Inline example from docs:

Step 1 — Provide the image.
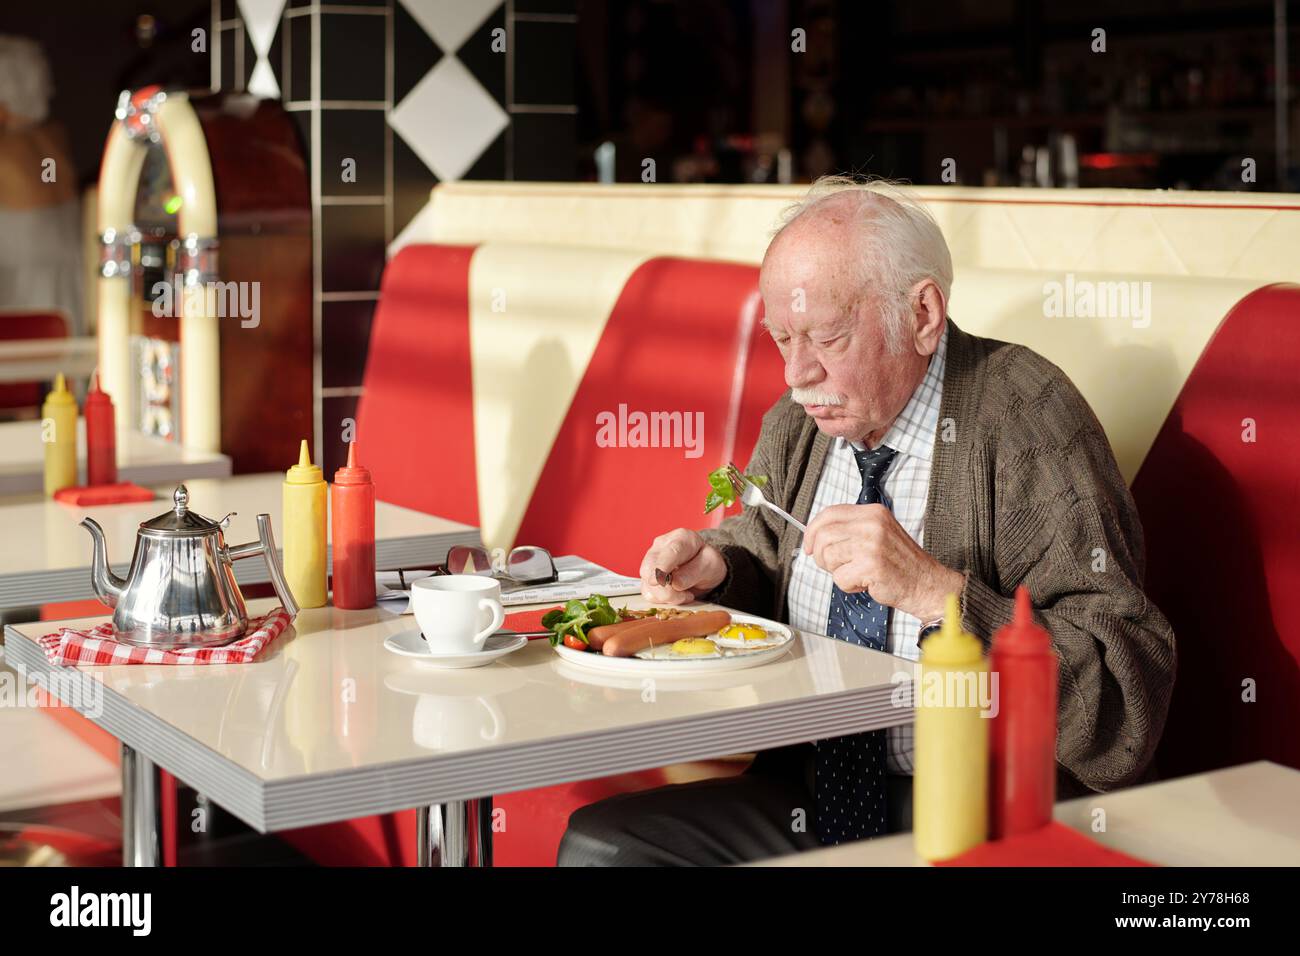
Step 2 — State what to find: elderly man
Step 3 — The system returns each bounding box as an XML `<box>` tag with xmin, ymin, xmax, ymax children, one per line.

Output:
<box><xmin>557</xmin><ymin>177</ymin><xmax>1175</xmax><ymax>867</ymax></box>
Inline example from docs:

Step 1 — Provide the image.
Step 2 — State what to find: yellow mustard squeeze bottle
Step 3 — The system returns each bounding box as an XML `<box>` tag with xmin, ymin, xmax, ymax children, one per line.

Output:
<box><xmin>42</xmin><ymin>373</ymin><xmax>78</xmax><ymax>496</ymax></box>
<box><xmin>283</xmin><ymin>439</ymin><xmax>327</xmax><ymax>608</ymax></box>
<box><xmin>914</xmin><ymin>593</ymin><xmax>990</xmax><ymax>862</ymax></box>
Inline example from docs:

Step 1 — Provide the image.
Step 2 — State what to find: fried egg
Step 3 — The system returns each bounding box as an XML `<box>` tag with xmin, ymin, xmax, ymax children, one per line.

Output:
<box><xmin>636</xmin><ymin>638</ymin><xmax>722</xmax><ymax>660</ymax></box>
<box><xmin>712</xmin><ymin>622</ymin><xmax>785</xmax><ymax>649</ymax></box>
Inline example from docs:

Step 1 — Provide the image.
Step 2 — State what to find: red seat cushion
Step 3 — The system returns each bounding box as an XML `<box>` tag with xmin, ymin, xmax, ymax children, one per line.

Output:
<box><xmin>354</xmin><ymin>244</ymin><xmax>480</xmax><ymax>526</ymax></box>
<box><xmin>0</xmin><ymin>311</ymin><xmax>69</xmax><ymax>410</ymax></box>
<box><xmin>1132</xmin><ymin>283</ymin><xmax>1300</xmax><ymax>778</ymax></box>
<box><xmin>515</xmin><ymin>256</ymin><xmax>766</xmax><ymax>572</ymax></box>
<box><xmin>732</xmin><ymin>286</ymin><xmax>790</xmax><ymax>473</ymax></box>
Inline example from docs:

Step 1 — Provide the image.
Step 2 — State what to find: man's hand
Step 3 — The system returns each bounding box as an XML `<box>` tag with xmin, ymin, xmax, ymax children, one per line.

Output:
<box><xmin>638</xmin><ymin>529</ymin><xmax>727</xmax><ymax>605</ymax></box>
<box><xmin>803</xmin><ymin>503</ymin><xmax>964</xmax><ymax>621</ymax></box>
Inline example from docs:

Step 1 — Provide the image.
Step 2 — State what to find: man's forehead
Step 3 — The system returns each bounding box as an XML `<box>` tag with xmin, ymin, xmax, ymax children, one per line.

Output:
<box><xmin>762</xmin><ymin>226</ymin><xmax>861</xmax><ymax>285</ymax></box>
<box><xmin>760</xmin><ymin>264</ymin><xmax>861</xmax><ymax>330</ymax></box>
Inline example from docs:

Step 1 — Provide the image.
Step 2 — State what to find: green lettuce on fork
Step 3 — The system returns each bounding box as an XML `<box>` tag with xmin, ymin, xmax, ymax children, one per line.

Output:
<box><xmin>704</xmin><ymin>465</ymin><xmax>769</xmax><ymax>514</ymax></box>
<box><xmin>541</xmin><ymin>594</ymin><xmax>619</xmax><ymax>647</ymax></box>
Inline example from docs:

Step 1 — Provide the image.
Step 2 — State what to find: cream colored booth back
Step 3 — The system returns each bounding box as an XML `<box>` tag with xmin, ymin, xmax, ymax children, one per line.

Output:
<box><xmin>947</xmin><ymin>269</ymin><xmax>1261</xmax><ymax>483</ymax></box>
<box><xmin>408</xmin><ymin>182</ymin><xmax>1300</xmax><ymax>284</ymax></box>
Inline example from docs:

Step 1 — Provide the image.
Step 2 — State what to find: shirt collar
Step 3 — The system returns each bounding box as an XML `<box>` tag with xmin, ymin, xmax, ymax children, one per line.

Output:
<box><xmin>840</xmin><ymin>325</ymin><xmax>948</xmax><ymax>463</ymax></box>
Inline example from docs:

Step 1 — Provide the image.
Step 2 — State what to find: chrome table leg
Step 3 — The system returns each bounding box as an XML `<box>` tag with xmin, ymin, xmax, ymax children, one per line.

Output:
<box><xmin>474</xmin><ymin>796</ymin><xmax>493</xmax><ymax>867</ymax></box>
<box><xmin>416</xmin><ymin>797</ymin><xmax>493</xmax><ymax>867</ymax></box>
<box><xmin>121</xmin><ymin>743</ymin><xmax>160</xmax><ymax>867</ymax></box>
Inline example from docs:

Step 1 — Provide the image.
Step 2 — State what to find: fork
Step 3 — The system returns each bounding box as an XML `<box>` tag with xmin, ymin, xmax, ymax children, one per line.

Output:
<box><xmin>725</xmin><ymin>462</ymin><xmax>807</xmax><ymax>533</ymax></box>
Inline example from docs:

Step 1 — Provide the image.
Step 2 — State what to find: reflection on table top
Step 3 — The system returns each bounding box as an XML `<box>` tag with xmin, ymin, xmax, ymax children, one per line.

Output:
<box><xmin>6</xmin><ymin>594</ymin><xmax>913</xmax><ymax>781</ymax></box>
<box><xmin>3</xmin><ymin>593</ymin><xmax>914</xmax><ymax>831</ymax></box>
<box><xmin>0</xmin><ymin>419</ymin><xmax>231</xmax><ymax>495</ymax></box>
<box><xmin>750</xmin><ymin>761</ymin><xmax>1300</xmax><ymax>867</ymax></box>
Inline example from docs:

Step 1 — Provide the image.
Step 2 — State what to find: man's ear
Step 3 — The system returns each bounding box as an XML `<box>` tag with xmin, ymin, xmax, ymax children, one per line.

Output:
<box><xmin>910</xmin><ymin>280</ymin><xmax>947</xmax><ymax>355</ymax></box>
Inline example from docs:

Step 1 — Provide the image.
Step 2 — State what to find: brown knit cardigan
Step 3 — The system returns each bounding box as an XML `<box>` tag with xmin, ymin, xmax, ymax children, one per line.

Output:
<box><xmin>700</xmin><ymin>320</ymin><xmax>1176</xmax><ymax>796</ymax></box>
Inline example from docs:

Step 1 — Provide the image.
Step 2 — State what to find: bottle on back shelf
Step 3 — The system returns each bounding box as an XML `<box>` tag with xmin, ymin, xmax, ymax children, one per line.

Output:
<box><xmin>42</xmin><ymin>373</ymin><xmax>77</xmax><ymax>496</ymax></box>
<box><xmin>84</xmin><ymin>372</ymin><xmax>118</xmax><ymax>487</ymax></box>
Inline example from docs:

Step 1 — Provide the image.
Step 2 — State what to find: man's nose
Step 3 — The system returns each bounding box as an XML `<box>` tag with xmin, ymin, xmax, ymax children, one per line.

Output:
<box><xmin>784</xmin><ymin>340</ymin><xmax>823</xmax><ymax>389</ymax></box>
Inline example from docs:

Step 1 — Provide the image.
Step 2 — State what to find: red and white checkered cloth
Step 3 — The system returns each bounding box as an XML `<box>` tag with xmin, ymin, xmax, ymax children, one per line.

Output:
<box><xmin>37</xmin><ymin>607</ymin><xmax>293</xmax><ymax>666</ymax></box>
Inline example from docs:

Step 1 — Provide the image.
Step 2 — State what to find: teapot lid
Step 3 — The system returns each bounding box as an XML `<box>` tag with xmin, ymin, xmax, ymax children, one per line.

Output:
<box><xmin>140</xmin><ymin>485</ymin><xmax>222</xmax><ymax>535</ymax></box>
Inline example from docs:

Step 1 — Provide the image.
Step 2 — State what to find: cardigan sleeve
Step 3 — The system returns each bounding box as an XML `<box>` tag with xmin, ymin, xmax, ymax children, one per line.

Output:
<box><xmin>959</xmin><ymin>397</ymin><xmax>1176</xmax><ymax>794</ymax></box>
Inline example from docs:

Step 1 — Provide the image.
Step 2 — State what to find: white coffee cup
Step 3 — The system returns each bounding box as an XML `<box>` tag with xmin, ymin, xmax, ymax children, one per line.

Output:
<box><xmin>411</xmin><ymin>575</ymin><xmax>505</xmax><ymax>654</ymax></box>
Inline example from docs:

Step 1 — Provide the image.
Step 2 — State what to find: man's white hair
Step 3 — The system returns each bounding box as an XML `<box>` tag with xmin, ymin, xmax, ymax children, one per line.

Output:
<box><xmin>0</xmin><ymin>35</ymin><xmax>52</xmax><ymax>126</ymax></box>
<box><xmin>773</xmin><ymin>175</ymin><xmax>953</xmax><ymax>353</ymax></box>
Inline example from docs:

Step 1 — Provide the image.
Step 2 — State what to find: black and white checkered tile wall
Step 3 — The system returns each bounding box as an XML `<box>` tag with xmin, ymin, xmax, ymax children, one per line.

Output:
<box><xmin>214</xmin><ymin>0</ymin><xmax>576</xmax><ymax>474</ymax></box>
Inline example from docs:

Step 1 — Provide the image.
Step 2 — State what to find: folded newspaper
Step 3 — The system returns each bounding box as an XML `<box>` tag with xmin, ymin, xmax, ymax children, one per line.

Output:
<box><xmin>376</xmin><ymin>554</ymin><xmax>642</xmax><ymax>613</ymax></box>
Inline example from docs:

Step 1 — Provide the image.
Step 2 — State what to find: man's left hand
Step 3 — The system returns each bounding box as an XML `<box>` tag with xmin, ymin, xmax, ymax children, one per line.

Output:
<box><xmin>803</xmin><ymin>503</ymin><xmax>964</xmax><ymax>622</ymax></box>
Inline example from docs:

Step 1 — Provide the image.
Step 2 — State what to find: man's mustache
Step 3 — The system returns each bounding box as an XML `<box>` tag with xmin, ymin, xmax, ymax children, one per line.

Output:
<box><xmin>791</xmin><ymin>388</ymin><xmax>844</xmax><ymax>406</ymax></box>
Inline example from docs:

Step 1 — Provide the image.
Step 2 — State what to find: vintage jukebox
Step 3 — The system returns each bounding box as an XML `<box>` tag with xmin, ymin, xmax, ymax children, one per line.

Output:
<box><xmin>96</xmin><ymin>87</ymin><xmax>312</xmax><ymax>474</ymax></box>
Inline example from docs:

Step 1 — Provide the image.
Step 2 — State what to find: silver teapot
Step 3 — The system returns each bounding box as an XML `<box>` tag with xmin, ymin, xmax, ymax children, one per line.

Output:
<box><xmin>81</xmin><ymin>484</ymin><xmax>300</xmax><ymax>649</ymax></box>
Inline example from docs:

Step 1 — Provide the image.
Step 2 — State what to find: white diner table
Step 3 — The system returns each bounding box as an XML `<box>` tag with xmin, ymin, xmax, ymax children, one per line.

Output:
<box><xmin>0</xmin><ymin>473</ymin><xmax>481</xmax><ymax>611</ymax></box>
<box><xmin>2</xmin><ymin>593</ymin><xmax>916</xmax><ymax>866</ymax></box>
<box><xmin>0</xmin><ymin>419</ymin><xmax>232</xmax><ymax>496</ymax></box>
<box><xmin>750</xmin><ymin>760</ymin><xmax>1300</xmax><ymax>867</ymax></box>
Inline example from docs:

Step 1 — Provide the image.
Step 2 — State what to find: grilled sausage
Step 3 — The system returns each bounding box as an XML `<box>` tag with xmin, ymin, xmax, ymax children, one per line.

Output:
<box><xmin>601</xmin><ymin>611</ymin><xmax>732</xmax><ymax>657</ymax></box>
<box><xmin>585</xmin><ymin>618</ymin><xmax>653</xmax><ymax>651</ymax></box>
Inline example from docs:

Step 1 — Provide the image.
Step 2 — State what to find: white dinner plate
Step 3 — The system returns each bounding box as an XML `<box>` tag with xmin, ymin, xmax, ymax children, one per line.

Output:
<box><xmin>551</xmin><ymin>612</ymin><xmax>794</xmax><ymax>675</ymax></box>
<box><xmin>384</xmin><ymin>628</ymin><xmax>528</xmax><ymax>669</ymax></box>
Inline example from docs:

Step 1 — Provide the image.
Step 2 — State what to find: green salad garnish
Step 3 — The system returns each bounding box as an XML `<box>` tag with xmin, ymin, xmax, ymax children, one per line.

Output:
<box><xmin>704</xmin><ymin>466</ymin><xmax>769</xmax><ymax>514</ymax></box>
<box><xmin>540</xmin><ymin>594</ymin><xmax>619</xmax><ymax>647</ymax></box>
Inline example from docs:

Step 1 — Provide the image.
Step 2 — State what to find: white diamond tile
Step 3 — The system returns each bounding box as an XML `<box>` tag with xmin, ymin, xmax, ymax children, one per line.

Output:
<box><xmin>247</xmin><ymin>58</ymin><xmax>280</xmax><ymax>100</ymax></box>
<box><xmin>389</xmin><ymin>56</ymin><xmax>507</xmax><ymax>182</ymax></box>
<box><xmin>399</xmin><ymin>0</ymin><xmax>501</xmax><ymax>54</ymax></box>
<box><xmin>237</xmin><ymin>0</ymin><xmax>286</xmax><ymax>56</ymax></box>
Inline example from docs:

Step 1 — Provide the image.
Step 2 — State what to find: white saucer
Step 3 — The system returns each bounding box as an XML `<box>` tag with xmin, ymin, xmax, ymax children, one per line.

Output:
<box><xmin>384</xmin><ymin>629</ymin><xmax>529</xmax><ymax>668</ymax></box>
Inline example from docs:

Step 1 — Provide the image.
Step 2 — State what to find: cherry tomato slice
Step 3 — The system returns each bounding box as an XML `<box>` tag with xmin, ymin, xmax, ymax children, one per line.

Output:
<box><xmin>563</xmin><ymin>634</ymin><xmax>589</xmax><ymax>651</ymax></box>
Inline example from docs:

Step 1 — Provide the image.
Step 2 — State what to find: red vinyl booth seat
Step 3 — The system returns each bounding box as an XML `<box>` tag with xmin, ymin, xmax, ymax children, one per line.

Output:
<box><xmin>1132</xmin><ymin>283</ymin><xmax>1300</xmax><ymax>779</ymax></box>
<box><xmin>0</xmin><ymin>310</ymin><xmax>69</xmax><ymax>410</ymax></box>
<box><xmin>514</xmin><ymin>255</ymin><xmax>783</xmax><ymax>570</ymax></box>
<box><xmin>346</xmin><ymin>244</ymin><xmax>481</xmax><ymax>527</ymax></box>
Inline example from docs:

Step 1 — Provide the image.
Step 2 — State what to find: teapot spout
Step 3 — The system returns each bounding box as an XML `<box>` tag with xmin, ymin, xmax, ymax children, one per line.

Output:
<box><xmin>80</xmin><ymin>518</ymin><xmax>125</xmax><ymax>608</ymax></box>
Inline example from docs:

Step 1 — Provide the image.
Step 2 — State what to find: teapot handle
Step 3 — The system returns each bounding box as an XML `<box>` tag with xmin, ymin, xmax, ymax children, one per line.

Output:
<box><xmin>227</xmin><ymin>514</ymin><xmax>300</xmax><ymax>618</ymax></box>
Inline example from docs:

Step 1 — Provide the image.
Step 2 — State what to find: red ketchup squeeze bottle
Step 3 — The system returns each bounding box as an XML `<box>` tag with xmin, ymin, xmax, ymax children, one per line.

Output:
<box><xmin>330</xmin><ymin>441</ymin><xmax>376</xmax><ymax>609</ymax></box>
<box><xmin>84</xmin><ymin>372</ymin><xmax>118</xmax><ymax>487</ymax></box>
<box><xmin>989</xmin><ymin>586</ymin><xmax>1058</xmax><ymax>839</ymax></box>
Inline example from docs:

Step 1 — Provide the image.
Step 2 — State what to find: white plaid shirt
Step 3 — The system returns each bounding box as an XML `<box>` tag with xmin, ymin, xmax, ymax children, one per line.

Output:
<box><xmin>786</xmin><ymin>326</ymin><xmax>948</xmax><ymax>774</ymax></box>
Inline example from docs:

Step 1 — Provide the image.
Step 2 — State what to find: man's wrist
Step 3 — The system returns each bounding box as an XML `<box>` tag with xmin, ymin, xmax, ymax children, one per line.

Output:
<box><xmin>694</xmin><ymin>545</ymin><xmax>731</xmax><ymax>601</ymax></box>
<box><xmin>914</xmin><ymin>567</ymin><xmax>966</xmax><ymax>622</ymax></box>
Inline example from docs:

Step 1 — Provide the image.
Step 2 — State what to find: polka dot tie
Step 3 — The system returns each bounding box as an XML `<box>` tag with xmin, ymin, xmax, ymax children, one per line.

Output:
<box><xmin>815</xmin><ymin>444</ymin><xmax>897</xmax><ymax>845</ymax></box>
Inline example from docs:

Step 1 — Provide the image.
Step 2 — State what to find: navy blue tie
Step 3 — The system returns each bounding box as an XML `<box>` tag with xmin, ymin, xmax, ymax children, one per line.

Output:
<box><xmin>815</xmin><ymin>444</ymin><xmax>897</xmax><ymax>845</ymax></box>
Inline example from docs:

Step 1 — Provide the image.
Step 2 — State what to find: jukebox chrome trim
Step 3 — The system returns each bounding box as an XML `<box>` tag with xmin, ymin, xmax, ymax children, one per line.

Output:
<box><xmin>175</xmin><ymin>233</ymin><xmax>220</xmax><ymax>287</ymax></box>
<box><xmin>98</xmin><ymin>226</ymin><xmax>140</xmax><ymax>279</ymax></box>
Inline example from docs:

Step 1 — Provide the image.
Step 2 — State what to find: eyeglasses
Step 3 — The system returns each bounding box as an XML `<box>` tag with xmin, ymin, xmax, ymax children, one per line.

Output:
<box><xmin>430</xmin><ymin>544</ymin><xmax>558</xmax><ymax>589</ymax></box>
